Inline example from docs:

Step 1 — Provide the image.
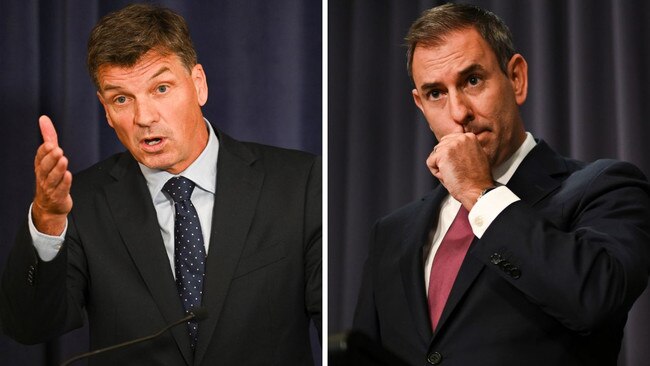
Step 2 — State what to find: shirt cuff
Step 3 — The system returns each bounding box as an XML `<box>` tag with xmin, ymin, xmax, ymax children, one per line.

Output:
<box><xmin>28</xmin><ymin>204</ymin><xmax>67</xmax><ymax>262</ymax></box>
<box><xmin>468</xmin><ymin>186</ymin><xmax>520</xmax><ymax>239</ymax></box>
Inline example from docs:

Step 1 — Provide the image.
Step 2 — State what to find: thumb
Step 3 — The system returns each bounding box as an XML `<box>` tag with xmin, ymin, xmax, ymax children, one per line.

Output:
<box><xmin>39</xmin><ymin>115</ymin><xmax>59</xmax><ymax>146</ymax></box>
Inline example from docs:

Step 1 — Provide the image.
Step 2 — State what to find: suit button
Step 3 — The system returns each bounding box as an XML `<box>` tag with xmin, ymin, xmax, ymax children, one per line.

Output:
<box><xmin>427</xmin><ymin>352</ymin><xmax>443</xmax><ymax>364</ymax></box>
<box><xmin>473</xmin><ymin>215</ymin><xmax>484</xmax><ymax>227</ymax></box>
<box><xmin>27</xmin><ymin>265</ymin><xmax>36</xmax><ymax>286</ymax></box>
<box><xmin>490</xmin><ymin>253</ymin><xmax>503</xmax><ymax>265</ymax></box>
<box><xmin>508</xmin><ymin>267</ymin><xmax>521</xmax><ymax>279</ymax></box>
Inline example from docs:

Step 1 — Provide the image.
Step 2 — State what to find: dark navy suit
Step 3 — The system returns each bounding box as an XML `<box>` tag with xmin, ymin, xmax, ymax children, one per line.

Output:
<box><xmin>1</xmin><ymin>130</ymin><xmax>322</xmax><ymax>365</ymax></box>
<box><xmin>354</xmin><ymin>141</ymin><xmax>650</xmax><ymax>366</ymax></box>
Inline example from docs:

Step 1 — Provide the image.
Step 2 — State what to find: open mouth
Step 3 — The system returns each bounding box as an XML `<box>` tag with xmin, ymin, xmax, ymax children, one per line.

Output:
<box><xmin>145</xmin><ymin>138</ymin><xmax>162</xmax><ymax>146</ymax></box>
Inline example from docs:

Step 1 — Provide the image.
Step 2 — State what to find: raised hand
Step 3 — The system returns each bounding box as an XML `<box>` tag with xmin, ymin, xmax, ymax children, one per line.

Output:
<box><xmin>32</xmin><ymin>115</ymin><xmax>73</xmax><ymax>235</ymax></box>
<box><xmin>426</xmin><ymin>132</ymin><xmax>494</xmax><ymax>210</ymax></box>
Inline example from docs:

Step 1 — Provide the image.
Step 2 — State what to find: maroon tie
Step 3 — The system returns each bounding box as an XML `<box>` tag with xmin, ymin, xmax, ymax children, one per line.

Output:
<box><xmin>427</xmin><ymin>206</ymin><xmax>474</xmax><ymax>331</ymax></box>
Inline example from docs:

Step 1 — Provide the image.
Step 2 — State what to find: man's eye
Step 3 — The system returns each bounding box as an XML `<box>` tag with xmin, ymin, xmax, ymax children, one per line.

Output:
<box><xmin>429</xmin><ymin>90</ymin><xmax>441</xmax><ymax>100</ymax></box>
<box><xmin>115</xmin><ymin>96</ymin><xmax>127</xmax><ymax>104</ymax></box>
<box><xmin>468</xmin><ymin>76</ymin><xmax>480</xmax><ymax>85</ymax></box>
<box><xmin>157</xmin><ymin>85</ymin><xmax>168</xmax><ymax>93</ymax></box>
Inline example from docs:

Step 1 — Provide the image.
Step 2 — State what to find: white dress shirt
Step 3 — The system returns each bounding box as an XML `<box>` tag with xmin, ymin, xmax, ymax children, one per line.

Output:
<box><xmin>29</xmin><ymin>120</ymin><xmax>219</xmax><ymax>279</ymax></box>
<box><xmin>424</xmin><ymin>132</ymin><xmax>537</xmax><ymax>292</ymax></box>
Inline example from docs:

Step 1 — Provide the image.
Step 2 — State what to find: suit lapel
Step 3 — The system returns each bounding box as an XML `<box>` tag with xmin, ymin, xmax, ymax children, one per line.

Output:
<box><xmin>104</xmin><ymin>153</ymin><xmax>194</xmax><ymax>365</ymax></box>
<box><xmin>194</xmin><ymin>132</ymin><xmax>263</xmax><ymax>366</ymax></box>
<box><xmin>506</xmin><ymin>140</ymin><xmax>568</xmax><ymax>205</ymax></box>
<box><xmin>431</xmin><ymin>140</ymin><xmax>568</xmax><ymax>339</ymax></box>
<box><xmin>399</xmin><ymin>187</ymin><xmax>447</xmax><ymax>343</ymax></box>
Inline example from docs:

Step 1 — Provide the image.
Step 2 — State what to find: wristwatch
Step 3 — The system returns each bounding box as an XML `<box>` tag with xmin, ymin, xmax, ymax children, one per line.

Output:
<box><xmin>477</xmin><ymin>185</ymin><xmax>497</xmax><ymax>202</ymax></box>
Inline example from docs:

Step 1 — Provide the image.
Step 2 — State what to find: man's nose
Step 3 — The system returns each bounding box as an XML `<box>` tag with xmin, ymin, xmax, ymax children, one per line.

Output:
<box><xmin>134</xmin><ymin>98</ymin><xmax>158</xmax><ymax>127</ymax></box>
<box><xmin>448</xmin><ymin>91</ymin><xmax>473</xmax><ymax>126</ymax></box>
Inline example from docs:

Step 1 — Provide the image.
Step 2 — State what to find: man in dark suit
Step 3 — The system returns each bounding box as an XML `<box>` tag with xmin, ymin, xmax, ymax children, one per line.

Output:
<box><xmin>0</xmin><ymin>4</ymin><xmax>320</xmax><ymax>365</ymax></box>
<box><xmin>353</xmin><ymin>4</ymin><xmax>650</xmax><ymax>365</ymax></box>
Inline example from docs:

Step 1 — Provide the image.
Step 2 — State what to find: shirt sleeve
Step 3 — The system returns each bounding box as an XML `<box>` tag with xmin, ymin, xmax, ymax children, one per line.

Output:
<box><xmin>27</xmin><ymin>204</ymin><xmax>67</xmax><ymax>262</ymax></box>
<box><xmin>468</xmin><ymin>186</ymin><xmax>520</xmax><ymax>238</ymax></box>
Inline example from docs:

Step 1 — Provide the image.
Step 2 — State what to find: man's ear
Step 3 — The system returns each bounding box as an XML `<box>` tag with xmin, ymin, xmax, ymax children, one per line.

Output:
<box><xmin>412</xmin><ymin>88</ymin><xmax>425</xmax><ymax>114</ymax></box>
<box><xmin>96</xmin><ymin>91</ymin><xmax>114</xmax><ymax>128</ymax></box>
<box><xmin>507</xmin><ymin>54</ymin><xmax>528</xmax><ymax>106</ymax></box>
<box><xmin>192</xmin><ymin>64</ymin><xmax>208</xmax><ymax>106</ymax></box>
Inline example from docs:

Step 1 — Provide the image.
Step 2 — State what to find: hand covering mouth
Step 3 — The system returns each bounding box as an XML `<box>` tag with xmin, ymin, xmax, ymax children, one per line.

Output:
<box><xmin>467</xmin><ymin>128</ymin><xmax>489</xmax><ymax>136</ymax></box>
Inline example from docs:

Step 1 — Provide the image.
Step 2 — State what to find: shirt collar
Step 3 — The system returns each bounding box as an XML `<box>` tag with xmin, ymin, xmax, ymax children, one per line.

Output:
<box><xmin>492</xmin><ymin>131</ymin><xmax>536</xmax><ymax>185</ymax></box>
<box><xmin>138</xmin><ymin>119</ymin><xmax>219</xmax><ymax>198</ymax></box>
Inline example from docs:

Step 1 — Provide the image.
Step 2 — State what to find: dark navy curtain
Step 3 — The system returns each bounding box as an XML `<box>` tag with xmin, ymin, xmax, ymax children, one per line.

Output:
<box><xmin>0</xmin><ymin>0</ymin><xmax>321</xmax><ymax>364</ymax></box>
<box><xmin>329</xmin><ymin>1</ymin><xmax>650</xmax><ymax>365</ymax></box>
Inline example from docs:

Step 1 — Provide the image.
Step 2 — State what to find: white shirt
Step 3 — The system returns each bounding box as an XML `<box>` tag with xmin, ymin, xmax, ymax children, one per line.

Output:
<box><xmin>29</xmin><ymin>120</ymin><xmax>219</xmax><ymax>279</ymax></box>
<box><xmin>423</xmin><ymin>132</ymin><xmax>537</xmax><ymax>292</ymax></box>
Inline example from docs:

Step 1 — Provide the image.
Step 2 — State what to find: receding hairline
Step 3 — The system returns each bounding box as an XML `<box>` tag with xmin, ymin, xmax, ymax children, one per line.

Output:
<box><xmin>410</xmin><ymin>27</ymin><xmax>500</xmax><ymax>72</ymax></box>
<box><xmin>407</xmin><ymin>25</ymin><xmax>487</xmax><ymax>77</ymax></box>
<box><xmin>404</xmin><ymin>4</ymin><xmax>517</xmax><ymax>79</ymax></box>
<box><xmin>411</xmin><ymin>24</ymin><xmax>478</xmax><ymax>49</ymax></box>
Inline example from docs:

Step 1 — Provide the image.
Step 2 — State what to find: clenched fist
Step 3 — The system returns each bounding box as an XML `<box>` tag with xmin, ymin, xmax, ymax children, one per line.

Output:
<box><xmin>427</xmin><ymin>132</ymin><xmax>494</xmax><ymax>210</ymax></box>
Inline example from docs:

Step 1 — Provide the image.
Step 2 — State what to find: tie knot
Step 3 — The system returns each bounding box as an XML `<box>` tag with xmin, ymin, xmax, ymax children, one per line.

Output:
<box><xmin>163</xmin><ymin>176</ymin><xmax>196</xmax><ymax>203</ymax></box>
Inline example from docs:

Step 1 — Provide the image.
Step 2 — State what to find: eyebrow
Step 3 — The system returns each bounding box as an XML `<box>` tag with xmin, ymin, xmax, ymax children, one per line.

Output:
<box><xmin>150</xmin><ymin>66</ymin><xmax>171</xmax><ymax>80</ymax></box>
<box><xmin>418</xmin><ymin>63</ymin><xmax>487</xmax><ymax>91</ymax></box>
<box><xmin>458</xmin><ymin>63</ymin><xmax>486</xmax><ymax>79</ymax></box>
<box><xmin>101</xmin><ymin>66</ymin><xmax>172</xmax><ymax>92</ymax></box>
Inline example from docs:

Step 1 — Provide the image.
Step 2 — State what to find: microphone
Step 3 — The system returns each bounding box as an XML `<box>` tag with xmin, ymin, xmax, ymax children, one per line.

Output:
<box><xmin>60</xmin><ymin>308</ymin><xmax>209</xmax><ymax>366</ymax></box>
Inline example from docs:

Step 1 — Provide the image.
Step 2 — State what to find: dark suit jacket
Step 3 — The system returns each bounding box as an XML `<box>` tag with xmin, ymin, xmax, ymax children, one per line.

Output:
<box><xmin>353</xmin><ymin>141</ymin><xmax>650</xmax><ymax>366</ymax></box>
<box><xmin>0</xmin><ymin>130</ymin><xmax>321</xmax><ymax>365</ymax></box>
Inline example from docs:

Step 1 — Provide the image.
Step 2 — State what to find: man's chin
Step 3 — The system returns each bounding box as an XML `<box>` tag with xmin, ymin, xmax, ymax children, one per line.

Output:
<box><xmin>135</xmin><ymin>154</ymin><xmax>174</xmax><ymax>172</ymax></box>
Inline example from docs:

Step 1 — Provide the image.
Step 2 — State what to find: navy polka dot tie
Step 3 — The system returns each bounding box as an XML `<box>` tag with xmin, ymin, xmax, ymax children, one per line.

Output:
<box><xmin>162</xmin><ymin>176</ymin><xmax>206</xmax><ymax>349</ymax></box>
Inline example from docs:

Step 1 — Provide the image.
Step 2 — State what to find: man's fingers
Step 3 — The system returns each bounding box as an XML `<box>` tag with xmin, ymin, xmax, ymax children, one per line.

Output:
<box><xmin>427</xmin><ymin>148</ymin><xmax>441</xmax><ymax>174</ymax></box>
<box><xmin>35</xmin><ymin>156</ymin><xmax>72</xmax><ymax>215</ymax></box>
<box><xmin>427</xmin><ymin>150</ymin><xmax>444</xmax><ymax>183</ymax></box>
<box><xmin>438</xmin><ymin>132</ymin><xmax>464</xmax><ymax>142</ymax></box>
<box><xmin>42</xmin><ymin>156</ymin><xmax>70</xmax><ymax>189</ymax></box>
<box><xmin>60</xmin><ymin>170</ymin><xmax>73</xmax><ymax>193</ymax></box>
<box><xmin>35</xmin><ymin>149</ymin><xmax>71</xmax><ymax>205</ymax></box>
<box><xmin>32</xmin><ymin>116</ymin><xmax>72</xmax><ymax>232</ymax></box>
<box><xmin>35</xmin><ymin>146</ymin><xmax>65</xmax><ymax>178</ymax></box>
<box><xmin>39</xmin><ymin>115</ymin><xmax>59</xmax><ymax>146</ymax></box>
